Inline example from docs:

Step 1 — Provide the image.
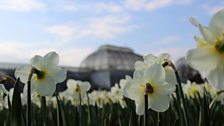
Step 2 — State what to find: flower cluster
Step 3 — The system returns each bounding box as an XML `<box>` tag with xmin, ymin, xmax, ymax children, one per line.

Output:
<box><xmin>187</xmin><ymin>9</ymin><xmax>224</xmax><ymax>90</ymax></box>
<box><xmin>15</xmin><ymin>51</ymin><xmax>67</xmax><ymax>96</ymax></box>
<box><xmin>123</xmin><ymin>53</ymin><xmax>176</xmax><ymax>115</ymax></box>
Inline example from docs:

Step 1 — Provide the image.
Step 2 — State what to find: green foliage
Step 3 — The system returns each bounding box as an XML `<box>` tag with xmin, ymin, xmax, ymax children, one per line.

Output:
<box><xmin>10</xmin><ymin>78</ymin><xmax>25</xmax><ymax>126</ymax></box>
<box><xmin>1</xmin><ymin>80</ymin><xmax>224</xmax><ymax>126</ymax></box>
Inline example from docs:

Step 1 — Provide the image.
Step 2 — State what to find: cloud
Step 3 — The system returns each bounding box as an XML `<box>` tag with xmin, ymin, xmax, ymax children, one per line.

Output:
<box><xmin>0</xmin><ymin>0</ymin><xmax>46</xmax><ymax>12</ymax></box>
<box><xmin>202</xmin><ymin>4</ymin><xmax>224</xmax><ymax>15</ymax></box>
<box><xmin>0</xmin><ymin>41</ymin><xmax>94</xmax><ymax>66</ymax></box>
<box><xmin>43</xmin><ymin>24</ymin><xmax>79</xmax><ymax>41</ymax></box>
<box><xmin>92</xmin><ymin>2</ymin><xmax>123</xmax><ymax>13</ymax></box>
<box><xmin>44</xmin><ymin>15</ymin><xmax>135</xmax><ymax>40</ymax></box>
<box><xmin>59</xmin><ymin>48</ymin><xmax>94</xmax><ymax>66</ymax></box>
<box><xmin>80</xmin><ymin>15</ymin><xmax>134</xmax><ymax>39</ymax></box>
<box><xmin>125</xmin><ymin>0</ymin><xmax>191</xmax><ymax>11</ymax></box>
<box><xmin>61</xmin><ymin>2</ymin><xmax>78</xmax><ymax>12</ymax></box>
<box><xmin>0</xmin><ymin>42</ymin><xmax>36</xmax><ymax>63</ymax></box>
<box><xmin>156</xmin><ymin>35</ymin><xmax>182</xmax><ymax>45</ymax></box>
<box><xmin>58</xmin><ymin>1</ymin><xmax>123</xmax><ymax>13</ymax></box>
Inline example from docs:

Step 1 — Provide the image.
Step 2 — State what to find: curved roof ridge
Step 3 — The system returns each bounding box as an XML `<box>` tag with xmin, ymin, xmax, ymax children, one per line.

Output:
<box><xmin>80</xmin><ymin>44</ymin><xmax>143</xmax><ymax>71</ymax></box>
<box><xmin>99</xmin><ymin>44</ymin><xmax>134</xmax><ymax>53</ymax></box>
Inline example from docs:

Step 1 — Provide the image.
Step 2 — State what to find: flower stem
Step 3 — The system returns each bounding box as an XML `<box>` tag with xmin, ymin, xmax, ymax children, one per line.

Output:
<box><xmin>144</xmin><ymin>94</ymin><xmax>148</xmax><ymax>126</ymax></box>
<box><xmin>164</xmin><ymin>61</ymin><xmax>189</xmax><ymax>126</ymax></box>
<box><xmin>157</xmin><ymin>112</ymin><xmax>161</xmax><ymax>126</ymax></box>
<box><xmin>27</xmin><ymin>80</ymin><xmax>32</xmax><ymax>126</ymax></box>
<box><xmin>78</xmin><ymin>93</ymin><xmax>82</xmax><ymax>126</ymax></box>
<box><xmin>174</xmin><ymin>69</ymin><xmax>189</xmax><ymax>126</ymax></box>
<box><xmin>27</xmin><ymin>68</ymin><xmax>35</xmax><ymax>126</ymax></box>
<box><xmin>87</xmin><ymin>93</ymin><xmax>91</xmax><ymax>126</ymax></box>
<box><xmin>56</xmin><ymin>94</ymin><xmax>62</xmax><ymax>126</ymax></box>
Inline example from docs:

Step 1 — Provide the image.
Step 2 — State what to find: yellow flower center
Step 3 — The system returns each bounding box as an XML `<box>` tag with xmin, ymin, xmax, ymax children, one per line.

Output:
<box><xmin>215</xmin><ymin>38</ymin><xmax>224</xmax><ymax>53</ymax></box>
<box><xmin>34</xmin><ymin>69</ymin><xmax>46</xmax><ymax>80</ymax></box>
<box><xmin>75</xmin><ymin>85</ymin><xmax>81</xmax><ymax>93</ymax></box>
<box><xmin>197</xmin><ymin>41</ymin><xmax>207</xmax><ymax>47</ymax></box>
<box><xmin>145</xmin><ymin>83</ymin><xmax>154</xmax><ymax>94</ymax></box>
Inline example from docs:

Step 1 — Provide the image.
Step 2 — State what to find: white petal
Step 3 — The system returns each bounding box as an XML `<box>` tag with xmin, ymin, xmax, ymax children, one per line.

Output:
<box><xmin>43</xmin><ymin>51</ymin><xmax>59</xmax><ymax>67</ymax></box>
<box><xmin>194</xmin><ymin>35</ymin><xmax>205</xmax><ymax>42</ymax></box>
<box><xmin>30</xmin><ymin>55</ymin><xmax>43</xmax><ymax>69</ymax></box>
<box><xmin>133</xmin><ymin>69</ymin><xmax>144</xmax><ymax>78</ymax></box>
<box><xmin>14</xmin><ymin>65</ymin><xmax>32</xmax><ymax>83</ymax></box>
<box><xmin>49</xmin><ymin>67</ymin><xmax>67</xmax><ymax>83</ymax></box>
<box><xmin>81</xmin><ymin>82</ymin><xmax>91</xmax><ymax>91</ymax></box>
<box><xmin>134</xmin><ymin>61</ymin><xmax>146</xmax><ymax>71</ymax></box>
<box><xmin>0</xmin><ymin>85</ymin><xmax>8</xmax><ymax>94</ymax></box>
<box><xmin>150</xmin><ymin>94</ymin><xmax>170</xmax><ymax>112</ymax></box>
<box><xmin>198</xmin><ymin>24</ymin><xmax>215</xmax><ymax>43</ymax></box>
<box><xmin>186</xmin><ymin>46</ymin><xmax>219</xmax><ymax>72</ymax></box>
<box><xmin>209</xmin><ymin>9</ymin><xmax>224</xmax><ymax>38</ymax></box>
<box><xmin>135</xmin><ymin>97</ymin><xmax>145</xmax><ymax>115</ymax></box>
<box><xmin>123</xmin><ymin>81</ymin><xmax>142</xmax><ymax>101</ymax></box>
<box><xmin>133</xmin><ymin>71</ymin><xmax>145</xmax><ymax>83</ymax></box>
<box><xmin>189</xmin><ymin>17</ymin><xmax>199</xmax><ymax>27</ymax></box>
<box><xmin>157</xmin><ymin>83</ymin><xmax>176</xmax><ymax>95</ymax></box>
<box><xmin>164</xmin><ymin>66</ymin><xmax>177</xmax><ymax>86</ymax></box>
<box><xmin>144</xmin><ymin>64</ymin><xmax>165</xmax><ymax>82</ymax></box>
<box><xmin>144</xmin><ymin>54</ymin><xmax>157</xmax><ymax>63</ymax></box>
<box><xmin>207</xmin><ymin>67</ymin><xmax>224</xmax><ymax>90</ymax></box>
<box><xmin>35</xmin><ymin>78</ymin><xmax>56</xmax><ymax>96</ymax></box>
<box><xmin>125</xmin><ymin>75</ymin><xmax>132</xmax><ymax>80</ymax></box>
<box><xmin>157</xmin><ymin>53</ymin><xmax>170</xmax><ymax>64</ymax></box>
<box><xmin>67</xmin><ymin>79</ymin><xmax>77</xmax><ymax>89</ymax></box>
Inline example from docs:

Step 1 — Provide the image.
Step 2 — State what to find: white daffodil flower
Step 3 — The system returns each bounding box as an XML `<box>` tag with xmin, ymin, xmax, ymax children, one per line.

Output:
<box><xmin>88</xmin><ymin>91</ymin><xmax>109</xmax><ymax>108</ymax></box>
<box><xmin>119</xmin><ymin>75</ymin><xmax>132</xmax><ymax>90</ymax></box>
<box><xmin>66</xmin><ymin>79</ymin><xmax>91</xmax><ymax>104</ymax></box>
<box><xmin>123</xmin><ymin>64</ymin><xmax>175</xmax><ymax>115</ymax></box>
<box><xmin>110</xmin><ymin>84</ymin><xmax>127</xmax><ymax>108</ymax></box>
<box><xmin>182</xmin><ymin>81</ymin><xmax>204</xmax><ymax>98</ymax></box>
<box><xmin>0</xmin><ymin>85</ymin><xmax>7</xmax><ymax>109</ymax></box>
<box><xmin>15</xmin><ymin>51</ymin><xmax>67</xmax><ymax>96</ymax></box>
<box><xmin>186</xmin><ymin>9</ymin><xmax>224</xmax><ymax>89</ymax></box>
<box><xmin>135</xmin><ymin>53</ymin><xmax>176</xmax><ymax>89</ymax></box>
<box><xmin>204</xmin><ymin>82</ymin><xmax>218</xmax><ymax>98</ymax></box>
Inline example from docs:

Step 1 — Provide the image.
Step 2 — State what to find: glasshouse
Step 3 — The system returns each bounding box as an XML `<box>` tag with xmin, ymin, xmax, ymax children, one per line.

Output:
<box><xmin>0</xmin><ymin>2</ymin><xmax>224</xmax><ymax>126</ymax></box>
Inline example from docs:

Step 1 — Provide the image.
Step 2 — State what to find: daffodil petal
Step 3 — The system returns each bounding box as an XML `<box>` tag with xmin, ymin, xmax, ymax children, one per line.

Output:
<box><xmin>35</xmin><ymin>78</ymin><xmax>56</xmax><ymax>96</ymax></box>
<box><xmin>67</xmin><ymin>79</ymin><xmax>77</xmax><ymax>89</ymax></box>
<box><xmin>82</xmin><ymin>82</ymin><xmax>91</xmax><ymax>91</ymax></box>
<box><xmin>133</xmin><ymin>70</ymin><xmax>144</xmax><ymax>79</ymax></box>
<box><xmin>123</xmin><ymin>81</ymin><xmax>142</xmax><ymax>101</ymax></box>
<box><xmin>207</xmin><ymin>67</ymin><xmax>224</xmax><ymax>90</ymax></box>
<box><xmin>0</xmin><ymin>85</ymin><xmax>8</xmax><ymax>94</ymax></box>
<box><xmin>144</xmin><ymin>64</ymin><xmax>165</xmax><ymax>81</ymax></box>
<box><xmin>158</xmin><ymin>83</ymin><xmax>176</xmax><ymax>95</ymax></box>
<box><xmin>43</xmin><ymin>51</ymin><xmax>59</xmax><ymax>67</ymax></box>
<box><xmin>186</xmin><ymin>46</ymin><xmax>219</xmax><ymax>72</ymax></box>
<box><xmin>189</xmin><ymin>17</ymin><xmax>199</xmax><ymax>27</ymax></box>
<box><xmin>157</xmin><ymin>53</ymin><xmax>170</xmax><ymax>63</ymax></box>
<box><xmin>30</xmin><ymin>55</ymin><xmax>43</xmax><ymax>69</ymax></box>
<box><xmin>209</xmin><ymin>9</ymin><xmax>224</xmax><ymax>38</ymax></box>
<box><xmin>135</xmin><ymin>98</ymin><xmax>144</xmax><ymax>115</ymax></box>
<box><xmin>133</xmin><ymin>71</ymin><xmax>145</xmax><ymax>83</ymax></box>
<box><xmin>14</xmin><ymin>65</ymin><xmax>32</xmax><ymax>83</ymax></box>
<box><xmin>134</xmin><ymin>61</ymin><xmax>146</xmax><ymax>71</ymax></box>
<box><xmin>164</xmin><ymin>66</ymin><xmax>176</xmax><ymax>86</ymax></box>
<box><xmin>144</xmin><ymin>54</ymin><xmax>157</xmax><ymax>63</ymax></box>
<box><xmin>198</xmin><ymin>24</ymin><xmax>215</xmax><ymax>43</ymax></box>
<box><xmin>49</xmin><ymin>67</ymin><xmax>67</xmax><ymax>83</ymax></box>
<box><xmin>150</xmin><ymin>94</ymin><xmax>170</xmax><ymax>112</ymax></box>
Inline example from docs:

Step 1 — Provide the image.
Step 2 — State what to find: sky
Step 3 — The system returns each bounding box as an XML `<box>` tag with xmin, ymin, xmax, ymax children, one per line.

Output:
<box><xmin>0</xmin><ymin>0</ymin><xmax>222</xmax><ymax>67</ymax></box>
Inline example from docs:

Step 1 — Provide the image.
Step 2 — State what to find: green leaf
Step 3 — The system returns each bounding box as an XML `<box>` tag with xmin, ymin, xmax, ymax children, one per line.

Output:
<box><xmin>10</xmin><ymin>78</ymin><xmax>25</xmax><ymax>126</ymax></box>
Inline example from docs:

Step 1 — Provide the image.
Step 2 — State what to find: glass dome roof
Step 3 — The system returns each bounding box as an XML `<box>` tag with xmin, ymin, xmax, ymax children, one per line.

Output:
<box><xmin>80</xmin><ymin>45</ymin><xmax>143</xmax><ymax>71</ymax></box>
